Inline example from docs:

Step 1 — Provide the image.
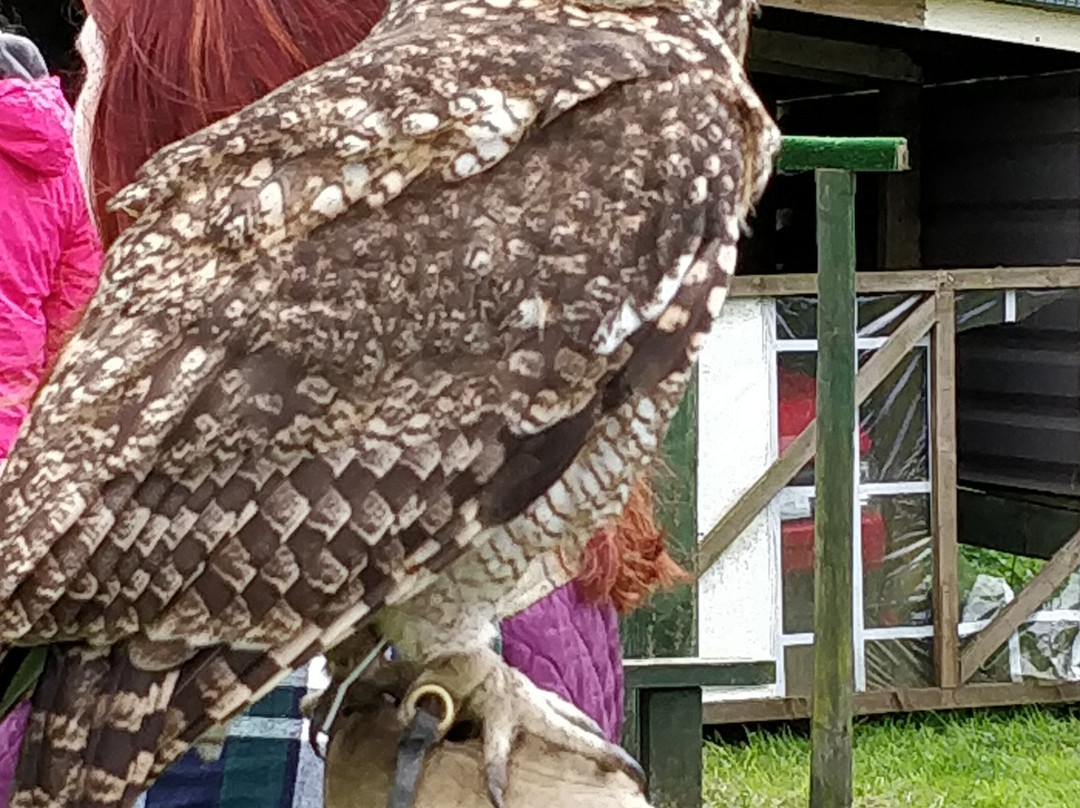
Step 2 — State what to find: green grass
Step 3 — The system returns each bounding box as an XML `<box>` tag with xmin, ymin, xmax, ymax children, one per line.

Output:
<box><xmin>704</xmin><ymin>707</ymin><xmax>1080</xmax><ymax>808</ymax></box>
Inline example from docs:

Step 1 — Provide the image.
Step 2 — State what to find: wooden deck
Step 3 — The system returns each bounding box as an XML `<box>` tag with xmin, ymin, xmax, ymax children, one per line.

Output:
<box><xmin>760</xmin><ymin>0</ymin><xmax>1080</xmax><ymax>53</ymax></box>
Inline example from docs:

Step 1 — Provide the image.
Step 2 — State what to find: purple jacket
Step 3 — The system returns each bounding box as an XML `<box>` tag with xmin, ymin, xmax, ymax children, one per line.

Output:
<box><xmin>501</xmin><ymin>582</ymin><xmax>624</xmax><ymax>742</ymax></box>
<box><xmin>0</xmin><ymin>702</ymin><xmax>29</xmax><ymax>808</ymax></box>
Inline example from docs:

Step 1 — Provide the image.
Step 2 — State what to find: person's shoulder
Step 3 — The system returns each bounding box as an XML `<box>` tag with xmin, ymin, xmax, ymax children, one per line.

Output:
<box><xmin>0</xmin><ymin>76</ymin><xmax>75</xmax><ymax>180</ymax></box>
<box><xmin>0</xmin><ymin>32</ymin><xmax>48</xmax><ymax>82</ymax></box>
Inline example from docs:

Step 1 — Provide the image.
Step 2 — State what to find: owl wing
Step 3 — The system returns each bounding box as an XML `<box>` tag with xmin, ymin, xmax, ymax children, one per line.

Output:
<box><xmin>3</xmin><ymin>7</ymin><xmax>776</xmax><ymax>808</ymax></box>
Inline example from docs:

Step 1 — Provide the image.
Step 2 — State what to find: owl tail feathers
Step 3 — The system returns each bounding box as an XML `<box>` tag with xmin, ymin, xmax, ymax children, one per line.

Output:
<box><xmin>10</xmin><ymin>643</ymin><xmax>179</xmax><ymax>808</ymax></box>
<box><xmin>9</xmin><ymin>640</ymin><xmax>315</xmax><ymax>808</ymax></box>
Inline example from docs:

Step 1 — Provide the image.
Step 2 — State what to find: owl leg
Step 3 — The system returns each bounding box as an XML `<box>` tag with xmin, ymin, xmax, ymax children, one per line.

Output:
<box><xmin>399</xmin><ymin>647</ymin><xmax>645</xmax><ymax>808</ymax></box>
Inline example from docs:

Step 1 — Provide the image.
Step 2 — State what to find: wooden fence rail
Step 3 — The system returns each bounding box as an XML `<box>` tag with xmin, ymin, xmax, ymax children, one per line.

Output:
<box><xmin>697</xmin><ymin>267</ymin><xmax>1080</xmax><ymax>717</ymax></box>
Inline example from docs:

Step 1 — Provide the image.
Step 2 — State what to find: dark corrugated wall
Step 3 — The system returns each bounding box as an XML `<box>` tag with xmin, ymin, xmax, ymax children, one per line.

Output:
<box><xmin>956</xmin><ymin>295</ymin><xmax>1080</xmax><ymax>496</ymax></box>
<box><xmin>923</xmin><ymin>72</ymin><xmax>1080</xmax><ymax>267</ymax></box>
<box><xmin>923</xmin><ymin>72</ymin><xmax>1080</xmax><ymax>500</ymax></box>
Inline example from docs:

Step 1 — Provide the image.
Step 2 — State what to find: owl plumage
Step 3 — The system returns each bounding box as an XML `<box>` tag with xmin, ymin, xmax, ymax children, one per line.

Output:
<box><xmin>0</xmin><ymin>0</ymin><xmax>777</xmax><ymax>805</ymax></box>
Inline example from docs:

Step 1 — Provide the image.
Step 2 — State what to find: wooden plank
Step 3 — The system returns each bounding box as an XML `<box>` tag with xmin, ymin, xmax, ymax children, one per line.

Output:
<box><xmin>994</xmin><ymin>0</ymin><xmax>1080</xmax><ymax>11</ymax></box>
<box><xmin>809</xmin><ymin>168</ymin><xmax>856</xmax><ymax>808</ymax></box>
<box><xmin>925</xmin><ymin>266</ymin><xmax>1080</xmax><ymax>290</ymax></box>
<box><xmin>639</xmin><ymin>689</ymin><xmax>702</xmax><ymax>808</ymax></box>
<box><xmin>702</xmin><ymin>681</ymin><xmax>1080</xmax><ymax>725</ymax></box>
<box><xmin>750</xmin><ymin>30</ymin><xmax>922</xmax><ymax>83</ymax></box>
<box><xmin>759</xmin><ymin>0</ymin><xmax>926</xmax><ymax>27</ymax></box>
<box><xmin>624</xmin><ymin>659</ymin><xmax>775</xmax><ymax>690</ymax></box>
<box><xmin>696</xmin><ymin>294</ymin><xmax>937</xmax><ymax>574</ymax></box>
<box><xmin>765</xmin><ymin>0</ymin><xmax>1080</xmax><ymax>52</ymax></box>
<box><xmin>960</xmin><ymin>524</ymin><xmax>1080</xmax><ymax>683</ymax></box>
<box><xmin>851</xmin><ymin>298</ymin><xmax>936</xmax><ymax>405</ymax></box>
<box><xmin>931</xmin><ymin>289</ymin><xmax>960</xmax><ymax>689</ymax></box>
<box><xmin>779</xmin><ymin>137</ymin><xmax>909</xmax><ymax>174</ymax></box>
<box><xmin>731</xmin><ymin>266</ymin><xmax>1080</xmax><ymax>298</ymax></box>
<box><xmin>924</xmin><ymin>0</ymin><xmax>1080</xmax><ymax>54</ymax></box>
<box><xmin>877</xmin><ymin>84</ymin><xmax>922</xmax><ymax>271</ymax></box>
<box><xmin>696</xmin><ymin>417</ymin><xmax>815</xmax><ymax>575</ymax></box>
<box><xmin>751</xmin><ymin>59</ymin><xmax>871</xmax><ymax>89</ymax></box>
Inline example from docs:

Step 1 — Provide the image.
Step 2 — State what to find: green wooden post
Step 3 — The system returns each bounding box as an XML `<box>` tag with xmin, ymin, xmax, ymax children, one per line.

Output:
<box><xmin>809</xmin><ymin>169</ymin><xmax>857</xmax><ymax>808</ymax></box>
<box><xmin>637</xmin><ymin>688</ymin><xmax>701</xmax><ymax>808</ymax></box>
<box><xmin>622</xmin><ymin>372</ymin><xmax>699</xmax><ymax>808</ymax></box>
<box><xmin>622</xmin><ymin>371</ymin><xmax>698</xmax><ymax>662</ymax></box>
<box><xmin>625</xmin><ymin>659</ymin><xmax>776</xmax><ymax>808</ymax></box>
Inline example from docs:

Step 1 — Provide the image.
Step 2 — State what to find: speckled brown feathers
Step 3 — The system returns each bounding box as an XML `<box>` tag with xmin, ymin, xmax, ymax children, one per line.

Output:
<box><xmin>0</xmin><ymin>0</ymin><xmax>777</xmax><ymax>805</ymax></box>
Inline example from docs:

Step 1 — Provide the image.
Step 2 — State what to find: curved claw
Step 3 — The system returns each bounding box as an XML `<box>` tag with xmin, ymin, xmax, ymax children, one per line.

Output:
<box><xmin>485</xmin><ymin>759</ymin><xmax>509</xmax><ymax>808</ymax></box>
<box><xmin>482</xmin><ymin>714</ymin><xmax>647</xmax><ymax>804</ymax></box>
<box><xmin>605</xmin><ymin>742</ymin><xmax>647</xmax><ymax>791</ymax></box>
<box><xmin>572</xmin><ymin>713</ymin><xmax>606</xmax><ymax>739</ymax></box>
<box><xmin>537</xmin><ymin>723</ymin><xmax>647</xmax><ymax>792</ymax></box>
<box><xmin>534</xmin><ymin>687</ymin><xmax>607</xmax><ymax>740</ymax></box>
<box><xmin>481</xmin><ymin>688</ymin><xmax>514</xmax><ymax>808</ymax></box>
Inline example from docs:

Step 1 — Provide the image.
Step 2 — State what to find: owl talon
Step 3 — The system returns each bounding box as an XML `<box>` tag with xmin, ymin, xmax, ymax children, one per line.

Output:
<box><xmin>402</xmin><ymin>649</ymin><xmax>646</xmax><ymax>806</ymax></box>
<box><xmin>534</xmin><ymin>685</ymin><xmax>607</xmax><ymax>740</ymax></box>
<box><xmin>485</xmin><ymin>758</ymin><xmax>509</xmax><ymax>808</ymax></box>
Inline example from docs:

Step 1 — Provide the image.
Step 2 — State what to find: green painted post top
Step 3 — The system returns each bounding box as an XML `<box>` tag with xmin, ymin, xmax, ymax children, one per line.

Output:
<box><xmin>778</xmin><ymin>136</ymin><xmax>909</xmax><ymax>174</ymax></box>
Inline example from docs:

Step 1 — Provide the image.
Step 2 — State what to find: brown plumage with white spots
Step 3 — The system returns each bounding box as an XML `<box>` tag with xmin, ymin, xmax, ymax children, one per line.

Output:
<box><xmin>0</xmin><ymin>0</ymin><xmax>777</xmax><ymax>804</ymax></box>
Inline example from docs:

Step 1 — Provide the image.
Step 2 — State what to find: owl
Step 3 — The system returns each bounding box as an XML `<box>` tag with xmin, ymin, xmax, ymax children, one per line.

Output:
<box><xmin>0</xmin><ymin>0</ymin><xmax>777</xmax><ymax>805</ymax></box>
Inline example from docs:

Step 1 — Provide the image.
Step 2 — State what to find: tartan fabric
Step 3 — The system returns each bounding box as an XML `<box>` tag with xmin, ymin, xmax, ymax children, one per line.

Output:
<box><xmin>135</xmin><ymin>662</ymin><xmax>330</xmax><ymax>808</ymax></box>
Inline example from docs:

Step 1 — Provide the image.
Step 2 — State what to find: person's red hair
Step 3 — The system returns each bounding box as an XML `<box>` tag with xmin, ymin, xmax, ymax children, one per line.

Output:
<box><xmin>574</xmin><ymin>478</ymin><xmax>690</xmax><ymax>614</ymax></box>
<box><xmin>84</xmin><ymin>0</ymin><xmax>387</xmax><ymax>248</ymax></box>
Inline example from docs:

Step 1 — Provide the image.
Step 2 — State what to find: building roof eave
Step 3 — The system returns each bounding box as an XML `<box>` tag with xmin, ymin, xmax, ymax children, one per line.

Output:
<box><xmin>763</xmin><ymin>0</ymin><xmax>1080</xmax><ymax>53</ymax></box>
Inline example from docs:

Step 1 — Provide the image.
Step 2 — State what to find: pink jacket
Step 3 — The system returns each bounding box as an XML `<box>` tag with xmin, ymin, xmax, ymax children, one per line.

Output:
<box><xmin>0</xmin><ymin>76</ymin><xmax>102</xmax><ymax>458</ymax></box>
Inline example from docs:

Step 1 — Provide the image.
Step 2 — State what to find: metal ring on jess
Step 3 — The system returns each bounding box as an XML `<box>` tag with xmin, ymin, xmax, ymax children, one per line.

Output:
<box><xmin>402</xmin><ymin>683</ymin><xmax>457</xmax><ymax>738</ymax></box>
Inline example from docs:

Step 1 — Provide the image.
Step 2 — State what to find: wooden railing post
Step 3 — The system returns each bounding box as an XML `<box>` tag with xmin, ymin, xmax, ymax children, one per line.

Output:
<box><xmin>931</xmin><ymin>289</ymin><xmax>960</xmax><ymax>688</ymax></box>
<box><xmin>809</xmin><ymin>168</ymin><xmax>856</xmax><ymax>808</ymax></box>
<box><xmin>625</xmin><ymin>660</ymin><xmax>775</xmax><ymax>808</ymax></box>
